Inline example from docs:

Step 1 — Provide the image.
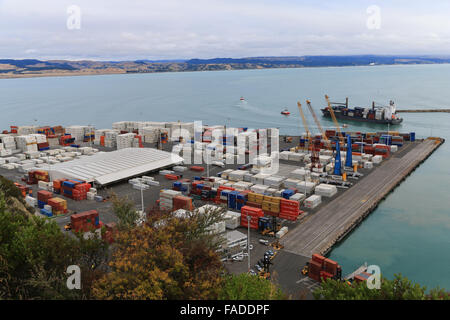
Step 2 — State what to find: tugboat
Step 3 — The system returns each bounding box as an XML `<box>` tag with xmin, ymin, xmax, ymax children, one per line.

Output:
<box><xmin>322</xmin><ymin>97</ymin><xmax>403</xmax><ymax>125</ymax></box>
<box><xmin>281</xmin><ymin>108</ymin><xmax>290</xmax><ymax>115</ymax></box>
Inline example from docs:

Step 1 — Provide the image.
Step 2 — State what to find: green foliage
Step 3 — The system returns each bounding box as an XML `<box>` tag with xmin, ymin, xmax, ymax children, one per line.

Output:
<box><xmin>219</xmin><ymin>273</ymin><xmax>286</xmax><ymax>300</ymax></box>
<box><xmin>0</xmin><ymin>175</ymin><xmax>23</xmax><ymax>201</ymax></box>
<box><xmin>313</xmin><ymin>274</ymin><xmax>449</xmax><ymax>300</ymax></box>
<box><xmin>110</xmin><ymin>192</ymin><xmax>139</xmax><ymax>230</ymax></box>
<box><xmin>0</xmin><ymin>191</ymin><xmax>109</xmax><ymax>299</ymax></box>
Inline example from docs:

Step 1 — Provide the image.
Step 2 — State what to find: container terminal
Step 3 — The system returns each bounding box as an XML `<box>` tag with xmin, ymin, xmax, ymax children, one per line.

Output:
<box><xmin>0</xmin><ymin>111</ymin><xmax>444</xmax><ymax>298</ymax></box>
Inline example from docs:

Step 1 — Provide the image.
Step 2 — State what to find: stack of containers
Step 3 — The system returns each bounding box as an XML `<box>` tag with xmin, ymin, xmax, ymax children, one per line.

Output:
<box><xmin>105</xmin><ymin>130</ymin><xmax>119</xmax><ymax>148</ymax></box>
<box><xmin>62</xmin><ymin>180</ymin><xmax>89</xmax><ymax>201</ymax></box>
<box><xmin>30</xmin><ymin>134</ymin><xmax>49</xmax><ymax>151</ymax></box>
<box><xmin>15</xmin><ymin>135</ymin><xmax>38</xmax><ymax>153</ymax></box>
<box><xmin>247</xmin><ymin>192</ymin><xmax>264</xmax><ymax>208</ymax></box>
<box><xmin>305</xmin><ymin>195</ymin><xmax>322</xmax><ymax>209</ymax></box>
<box><xmin>37</xmin><ymin>190</ymin><xmax>53</xmax><ymax>209</ymax></box>
<box><xmin>308</xmin><ymin>254</ymin><xmax>326</xmax><ymax>282</ymax></box>
<box><xmin>296</xmin><ymin>181</ymin><xmax>316</xmax><ymax>195</ymax></box>
<box><xmin>17</xmin><ymin>126</ymin><xmax>36</xmax><ymax>135</ymax></box>
<box><xmin>52</xmin><ymin>179</ymin><xmax>65</xmax><ymax>194</ymax></box>
<box><xmin>87</xmin><ymin>187</ymin><xmax>97</xmax><ymax>200</ymax></box>
<box><xmin>74</xmin><ymin>182</ymin><xmax>91</xmax><ymax>201</ymax></box>
<box><xmin>283</xmin><ymin>178</ymin><xmax>302</xmax><ymax>189</ymax></box>
<box><xmin>159</xmin><ymin>189</ymin><xmax>182</xmax><ymax>211</ymax></box>
<box><xmin>172</xmin><ymin>195</ymin><xmax>194</xmax><ymax>211</ymax></box>
<box><xmin>314</xmin><ymin>184</ymin><xmax>338</xmax><ymax>198</ymax></box>
<box><xmin>236</xmin><ymin>192</ymin><xmax>248</xmax><ymax>211</ymax></box>
<box><xmin>227</xmin><ymin>191</ymin><xmax>240</xmax><ymax>210</ymax></box>
<box><xmin>240</xmin><ymin>206</ymin><xmax>264</xmax><ymax>230</ymax></box>
<box><xmin>65</xmin><ymin>126</ymin><xmax>89</xmax><ymax>142</ymax></box>
<box><xmin>117</xmin><ymin>133</ymin><xmax>136</xmax><ymax>149</ymax></box>
<box><xmin>94</xmin><ymin>129</ymin><xmax>110</xmax><ymax>145</ymax></box>
<box><xmin>250</xmin><ymin>184</ymin><xmax>269</xmax><ymax>194</ymax></box>
<box><xmin>47</xmin><ymin>197</ymin><xmax>68</xmax><ymax>215</ymax></box>
<box><xmin>391</xmin><ymin>135</ymin><xmax>404</xmax><ymax>147</ymax></box>
<box><xmin>289</xmin><ymin>193</ymin><xmax>306</xmax><ymax>205</ymax></box>
<box><xmin>261</xmin><ymin>195</ymin><xmax>280</xmax><ymax>217</ymax></box>
<box><xmin>70</xmin><ymin>210</ymin><xmax>100</xmax><ymax>233</ymax></box>
<box><xmin>279</xmin><ymin>198</ymin><xmax>300</xmax><ymax>221</ymax></box>
<box><xmin>281</xmin><ymin>189</ymin><xmax>295</xmax><ymax>199</ymax></box>
<box><xmin>40</xmin><ymin>206</ymin><xmax>52</xmax><ymax>217</ymax></box>
<box><xmin>224</xmin><ymin>211</ymin><xmax>241</xmax><ymax>229</ymax></box>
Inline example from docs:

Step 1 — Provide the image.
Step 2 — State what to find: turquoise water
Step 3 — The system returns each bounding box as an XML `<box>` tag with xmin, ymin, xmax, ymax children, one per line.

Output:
<box><xmin>1</xmin><ymin>64</ymin><xmax>449</xmax><ymax>290</ymax></box>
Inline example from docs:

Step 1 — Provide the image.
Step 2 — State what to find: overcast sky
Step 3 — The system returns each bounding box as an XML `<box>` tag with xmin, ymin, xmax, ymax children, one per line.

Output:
<box><xmin>1</xmin><ymin>0</ymin><xmax>450</xmax><ymax>60</ymax></box>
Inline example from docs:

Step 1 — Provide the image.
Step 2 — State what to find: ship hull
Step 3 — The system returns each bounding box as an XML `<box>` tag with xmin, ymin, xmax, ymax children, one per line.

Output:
<box><xmin>321</xmin><ymin>109</ymin><xmax>403</xmax><ymax>125</ymax></box>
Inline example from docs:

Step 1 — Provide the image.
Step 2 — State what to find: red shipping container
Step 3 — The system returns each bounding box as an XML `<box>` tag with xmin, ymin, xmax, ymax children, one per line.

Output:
<box><xmin>320</xmin><ymin>271</ymin><xmax>334</xmax><ymax>281</ymax></box>
<box><xmin>190</xmin><ymin>166</ymin><xmax>205</xmax><ymax>172</ymax></box>
<box><xmin>245</xmin><ymin>201</ymin><xmax>262</xmax><ymax>209</ymax></box>
<box><xmin>173</xmin><ymin>195</ymin><xmax>193</xmax><ymax>210</ymax></box>
<box><xmin>71</xmin><ymin>210</ymin><xmax>99</xmax><ymax>232</ymax></box>
<box><xmin>280</xmin><ymin>199</ymin><xmax>300</xmax><ymax>209</ymax></box>
<box><xmin>323</xmin><ymin>258</ymin><xmax>338</xmax><ymax>275</ymax></box>
<box><xmin>312</xmin><ymin>254</ymin><xmax>326</xmax><ymax>265</ymax></box>
<box><xmin>308</xmin><ymin>260</ymin><xmax>323</xmax><ymax>279</ymax></box>
<box><xmin>37</xmin><ymin>190</ymin><xmax>53</xmax><ymax>203</ymax></box>
<box><xmin>241</xmin><ymin>206</ymin><xmax>264</xmax><ymax>217</ymax></box>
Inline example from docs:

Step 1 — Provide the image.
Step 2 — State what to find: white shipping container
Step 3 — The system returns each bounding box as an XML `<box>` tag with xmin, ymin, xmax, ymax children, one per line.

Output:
<box><xmin>305</xmin><ymin>195</ymin><xmax>322</xmax><ymax>209</ymax></box>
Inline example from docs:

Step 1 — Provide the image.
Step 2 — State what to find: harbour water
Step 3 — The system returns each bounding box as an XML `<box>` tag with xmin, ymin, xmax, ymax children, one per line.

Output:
<box><xmin>1</xmin><ymin>64</ymin><xmax>449</xmax><ymax>289</ymax></box>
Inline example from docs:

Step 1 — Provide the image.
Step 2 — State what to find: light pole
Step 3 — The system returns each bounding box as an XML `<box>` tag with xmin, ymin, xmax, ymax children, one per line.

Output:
<box><xmin>133</xmin><ymin>183</ymin><xmax>149</xmax><ymax>213</ymax></box>
<box><xmin>247</xmin><ymin>215</ymin><xmax>251</xmax><ymax>272</ymax></box>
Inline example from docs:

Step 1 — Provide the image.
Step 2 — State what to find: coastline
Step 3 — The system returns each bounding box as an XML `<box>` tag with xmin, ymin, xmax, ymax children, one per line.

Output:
<box><xmin>1</xmin><ymin>62</ymin><xmax>449</xmax><ymax>80</ymax></box>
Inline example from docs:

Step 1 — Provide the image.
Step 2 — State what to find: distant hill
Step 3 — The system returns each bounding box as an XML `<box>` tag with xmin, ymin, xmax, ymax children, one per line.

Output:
<box><xmin>1</xmin><ymin>55</ymin><xmax>450</xmax><ymax>78</ymax></box>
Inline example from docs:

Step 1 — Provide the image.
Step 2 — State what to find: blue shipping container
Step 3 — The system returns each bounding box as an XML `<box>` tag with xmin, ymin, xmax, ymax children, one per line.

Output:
<box><xmin>282</xmin><ymin>189</ymin><xmax>295</xmax><ymax>199</ymax></box>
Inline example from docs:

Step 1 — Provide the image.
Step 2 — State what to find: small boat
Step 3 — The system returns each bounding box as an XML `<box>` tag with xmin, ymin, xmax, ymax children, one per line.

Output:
<box><xmin>240</xmin><ymin>96</ymin><xmax>245</xmax><ymax>101</ymax></box>
<box><xmin>281</xmin><ymin>108</ymin><xmax>290</xmax><ymax>115</ymax></box>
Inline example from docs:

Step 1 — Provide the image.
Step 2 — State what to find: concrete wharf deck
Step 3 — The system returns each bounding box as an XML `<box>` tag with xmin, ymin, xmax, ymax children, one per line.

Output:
<box><xmin>282</xmin><ymin>138</ymin><xmax>444</xmax><ymax>257</ymax></box>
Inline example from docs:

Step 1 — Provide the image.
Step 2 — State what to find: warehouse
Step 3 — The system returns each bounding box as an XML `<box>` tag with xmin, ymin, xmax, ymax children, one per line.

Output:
<box><xmin>48</xmin><ymin>147</ymin><xmax>184</xmax><ymax>186</ymax></box>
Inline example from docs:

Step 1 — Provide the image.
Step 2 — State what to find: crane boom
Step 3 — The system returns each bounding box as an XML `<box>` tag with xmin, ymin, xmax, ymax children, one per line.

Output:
<box><xmin>325</xmin><ymin>94</ymin><xmax>344</xmax><ymax>143</ymax></box>
<box><xmin>297</xmin><ymin>101</ymin><xmax>310</xmax><ymax>139</ymax></box>
<box><xmin>306</xmin><ymin>99</ymin><xmax>330</xmax><ymax>149</ymax></box>
<box><xmin>297</xmin><ymin>101</ymin><xmax>320</xmax><ymax>169</ymax></box>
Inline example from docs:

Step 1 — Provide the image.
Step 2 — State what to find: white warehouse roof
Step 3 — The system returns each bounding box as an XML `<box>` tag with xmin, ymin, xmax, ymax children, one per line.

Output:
<box><xmin>48</xmin><ymin>148</ymin><xmax>183</xmax><ymax>185</ymax></box>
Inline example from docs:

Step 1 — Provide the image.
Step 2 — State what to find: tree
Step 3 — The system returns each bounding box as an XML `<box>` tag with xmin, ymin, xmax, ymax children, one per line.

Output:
<box><xmin>219</xmin><ymin>273</ymin><xmax>286</xmax><ymax>300</ymax></box>
<box><xmin>92</xmin><ymin>208</ymin><xmax>225</xmax><ymax>300</ymax></box>
<box><xmin>110</xmin><ymin>192</ymin><xmax>140</xmax><ymax>230</ymax></box>
<box><xmin>313</xmin><ymin>274</ymin><xmax>449</xmax><ymax>300</ymax></box>
<box><xmin>0</xmin><ymin>188</ymin><xmax>109</xmax><ymax>300</ymax></box>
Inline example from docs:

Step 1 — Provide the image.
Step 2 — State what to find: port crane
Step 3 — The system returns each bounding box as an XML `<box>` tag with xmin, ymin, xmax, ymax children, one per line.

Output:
<box><xmin>306</xmin><ymin>99</ymin><xmax>331</xmax><ymax>150</ymax></box>
<box><xmin>297</xmin><ymin>101</ymin><xmax>320</xmax><ymax>169</ymax></box>
<box><xmin>296</xmin><ymin>101</ymin><xmax>310</xmax><ymax>151</ymax></box>
<box><xmin>325</xmin><ymin>94</ymin><xmax>345</xmax><ymax>146</ymax></box>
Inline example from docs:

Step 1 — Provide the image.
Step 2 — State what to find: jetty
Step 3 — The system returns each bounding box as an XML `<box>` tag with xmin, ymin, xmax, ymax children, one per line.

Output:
<box><xmin>397</xmin><ymin>109</ymin><xmax>450</xmax><ymax>113</ymax></box>
<box><xmin>281</xmin><ymin>138</ymin><xmax>445</xmax><ymax>257</ymax></box>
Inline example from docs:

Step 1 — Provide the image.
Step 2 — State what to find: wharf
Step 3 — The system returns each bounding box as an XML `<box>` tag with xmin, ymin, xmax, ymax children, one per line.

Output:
<box><xmin>397</xmin><ymin>109</ymin><xmax>450</xmax><ymax>113</ymax></box>
<box><xmin>281</xmin><ymin>138</ymin><xmax>445</xmax><ymax>257</ymax></box>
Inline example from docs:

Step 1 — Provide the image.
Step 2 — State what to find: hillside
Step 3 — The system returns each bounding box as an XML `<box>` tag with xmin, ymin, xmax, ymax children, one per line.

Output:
<box><xmin>1</xmin><ymin>55</ymin><xmax>450</xmax><ymax>78</ymax></box>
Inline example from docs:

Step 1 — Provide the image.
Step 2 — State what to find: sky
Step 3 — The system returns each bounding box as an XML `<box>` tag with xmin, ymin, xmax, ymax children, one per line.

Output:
<box><xmin>1</xmin><ymin>0</ymin><xmax>450</xmax><ymax>60</ymax></box>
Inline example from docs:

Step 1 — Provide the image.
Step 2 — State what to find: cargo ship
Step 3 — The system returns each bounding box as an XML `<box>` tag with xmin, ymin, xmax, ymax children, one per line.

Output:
<box><xmin>321</xmin><ymin>98</ymin><xmax>403</xmax><ymax>125</ymax></box>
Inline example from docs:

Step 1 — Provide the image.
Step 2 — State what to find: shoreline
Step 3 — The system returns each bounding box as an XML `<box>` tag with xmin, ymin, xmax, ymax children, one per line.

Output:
<box><xmin>1</xmin><ymin>62</ymin><xmax>449</xmax><ymax>80</ymax></box>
